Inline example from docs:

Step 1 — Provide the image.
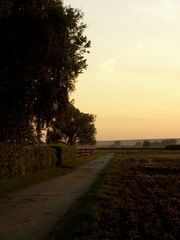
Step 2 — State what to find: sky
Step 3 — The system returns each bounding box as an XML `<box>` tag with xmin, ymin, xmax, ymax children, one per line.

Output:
<box><xmin>64</xmin><ymin>0</ymin><xmax>180</xmax><ymax>140</ymax></box>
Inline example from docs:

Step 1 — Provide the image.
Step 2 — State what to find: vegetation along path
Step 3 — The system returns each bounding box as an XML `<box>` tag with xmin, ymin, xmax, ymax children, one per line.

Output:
<box><xmin>0</xmin><ymin>153</ymin><xmax>114</xmax><ymax>240</ymax></box>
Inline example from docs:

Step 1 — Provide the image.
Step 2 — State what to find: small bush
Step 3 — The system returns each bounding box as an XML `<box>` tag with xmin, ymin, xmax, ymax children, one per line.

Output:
<box><xmin>23</xmin><ymin>145</ymin><xmax>57</xmax><ymax>172</ymax></box>
<box><xmin>50</xmin><ymin>144</ymin><xmax>76</xmax><ymax>167</ymax></box>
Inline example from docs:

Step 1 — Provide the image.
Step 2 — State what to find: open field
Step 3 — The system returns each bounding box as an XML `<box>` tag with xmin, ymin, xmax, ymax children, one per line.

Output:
<box><xmin>47</xmin><ymin>150</ymin><xmax>180</xmax><ymax>240</ymax></box>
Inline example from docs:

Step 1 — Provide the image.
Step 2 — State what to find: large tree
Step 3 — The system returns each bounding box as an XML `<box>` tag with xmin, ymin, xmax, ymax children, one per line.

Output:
<box><xmin>0</xmin><ymin>0</ymin><xmax>90</xmax><ymax>143</ymax></box>
<box><xmin>47</xmin><ymin>104</ymin><xmax>96</xmax><ymax>145</ymax></box>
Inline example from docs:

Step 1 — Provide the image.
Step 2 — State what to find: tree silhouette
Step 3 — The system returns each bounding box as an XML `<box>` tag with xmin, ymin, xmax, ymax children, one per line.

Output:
<box><xmin>142</xmin><ymin>140</ymin><xmax>151</xmax><ymax>148</ymax></box>
<box><xmin>0</xmin><ymin>0</ymin><xmax>90</xmax><ymax>143</ymax></box>
<box><xmin>47</xmin><ymin>104</ymin><xmax>96</xmax><ymax>145</ymax></box>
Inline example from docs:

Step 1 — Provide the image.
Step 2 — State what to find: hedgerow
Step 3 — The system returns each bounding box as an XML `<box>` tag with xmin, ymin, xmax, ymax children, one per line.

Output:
<box><xmin>0</xmin><ymin>144</ymin><xmax>76</xmax><ymax>177</ymax></box>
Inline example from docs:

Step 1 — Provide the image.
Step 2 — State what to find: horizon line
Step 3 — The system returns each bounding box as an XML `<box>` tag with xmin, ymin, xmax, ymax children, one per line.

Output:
<box><xmin>97</xmin><ymin>137</ymin><xmax>180</xmax><ymax>142</ymax></box>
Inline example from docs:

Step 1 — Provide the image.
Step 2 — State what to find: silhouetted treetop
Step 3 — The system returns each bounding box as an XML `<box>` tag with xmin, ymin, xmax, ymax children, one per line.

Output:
<box><xmin>0</xmin><ymin>0</ymin><xmax>91</xmax><ymax>143</ymax></box>
<box><xmin>47</xmin><ymin>104</ymin><xmax>96</xmax><ymax>145</ymax></box>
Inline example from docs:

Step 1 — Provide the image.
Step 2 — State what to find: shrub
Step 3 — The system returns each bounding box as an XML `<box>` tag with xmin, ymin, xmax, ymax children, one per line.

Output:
<box><xmin>23</xmin><ymin>145</ymin><xmax>57</xmax><ymax>172</ymax></box>
<box><xmin>0</xmin><ymin>145</ymin><xmax>57</xmax><ymax>177</ymax></box>
<box><xmin>0</xmin><ymin>144</ymin><xmax>77</xmax><ymax>177</ymax></box>
<box><xmin>50</xmin><ymin>144</ymin><xmax>77</xmax><ymax>167</ymax></box>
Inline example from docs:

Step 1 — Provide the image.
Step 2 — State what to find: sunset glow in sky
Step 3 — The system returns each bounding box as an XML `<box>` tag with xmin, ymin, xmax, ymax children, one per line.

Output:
<box><xmin>65</xmin><ymin>0</ymin><xmax>180</xmax><ymax>140</ymax></box>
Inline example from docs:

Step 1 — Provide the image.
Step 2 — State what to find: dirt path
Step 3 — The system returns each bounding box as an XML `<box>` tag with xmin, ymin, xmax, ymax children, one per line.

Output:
<box><xmin>0</xmin><ymin>153</ymin><xmax>114</xmax><ymax>240</ymax></box>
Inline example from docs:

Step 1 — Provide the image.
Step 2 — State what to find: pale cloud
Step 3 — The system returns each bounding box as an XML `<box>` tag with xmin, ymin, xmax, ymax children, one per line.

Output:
<box><xmin>161</xmin><ymin>0</ymin><xmax>173</xmax><ymax>7</ymax></box>
<box><xmin>134</xmin><ymin>42</ymin><xmax>144</xmax><ymax>49</ymax></box>
<box><xmin>101</xmin><ymin>55</ymin><xmax>121</xmax><ymax>75</ymax></box>
<box><xmin>130</xmin><ymin>0</ymin><xmax>179</xmax><ymax>21</ymax></box>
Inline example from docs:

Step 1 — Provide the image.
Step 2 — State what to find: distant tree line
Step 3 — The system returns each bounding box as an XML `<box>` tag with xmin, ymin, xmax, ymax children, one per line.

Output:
<box><xmin>109</xmin><ymin>141</ymin><xmax>121</xmax><ymax>147</ymax></box>
<box><xmin>0</xmin><ymin>0</ymin><xmax>96</xmax><ymax>145</ymax></box>
<box><xmin>137</xmin><ymin>139</ymin><xmax>177</xmax><ymax>148</ymax></box>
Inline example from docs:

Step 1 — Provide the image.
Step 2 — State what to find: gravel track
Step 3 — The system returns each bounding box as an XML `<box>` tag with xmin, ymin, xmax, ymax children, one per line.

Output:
<box><xmin>0</xmin><ymin>153</ymin><xmax>114</xmax><ymax>240</ymax></box>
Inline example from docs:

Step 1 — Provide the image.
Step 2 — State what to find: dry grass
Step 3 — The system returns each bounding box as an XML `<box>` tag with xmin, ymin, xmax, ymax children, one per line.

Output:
<box><xmin>48</xmin><ymin>150</ymin><xmax>180</xmax><ymax>240</ymax></box>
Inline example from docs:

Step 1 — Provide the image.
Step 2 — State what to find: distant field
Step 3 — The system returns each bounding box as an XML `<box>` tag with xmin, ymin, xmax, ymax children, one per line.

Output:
<box><xmin>48</xmin><ymin>150</ymin><xmax>180</xmax><ymax>240</ymax></box>
<box><xmin>96</xmin><ymin>138</ymin><xmax>180</xmax><ymax>147</ymax></box>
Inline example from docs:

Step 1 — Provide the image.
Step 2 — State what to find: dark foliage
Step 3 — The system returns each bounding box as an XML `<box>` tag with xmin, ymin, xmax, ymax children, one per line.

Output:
<box><xmin>0</xmin><ymin>0</ymin><xmax>90</xmax><ymax>143</ymax></box>
<box><xmin>142</xmin><ymin>140</ymin><xmax>151</xmax><ymax>148</ymax></box>
<box><xmin>0</xmin><ymin>144</ymin><xmax>57</xmax><ymax>177</ymax></box>
<box><xmin>47</xmin><ymin>104</ymin><xmax>96</xmax><ymax>145</ymax></box>
<box><xmin>165</xmin><ymin>145</ymin><xmax>180</xmax><ymax>150</ymax></box>
<box><xmin>0</xmin><ymin>143</ymin><xmax>76</xmax><ymax>177</ymax></box>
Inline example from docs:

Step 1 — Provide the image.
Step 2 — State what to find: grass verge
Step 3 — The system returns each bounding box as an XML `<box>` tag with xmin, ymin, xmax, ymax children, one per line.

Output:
<box><xmin>0</xmin><ymin>150</ymin><xmax>106</xmax><ymax>199</ymax></box>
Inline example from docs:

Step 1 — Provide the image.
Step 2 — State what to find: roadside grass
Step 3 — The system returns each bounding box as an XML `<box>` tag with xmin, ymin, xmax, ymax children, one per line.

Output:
<box><xmin>45</xmin><ymin>150</ymin><xmax>180</xmax><ymax>240</ymax></box>
<box><xmin>68</xmin><ymin>150</ymin><xmax>107</xmax><ymax>168</ymax></box>
<box><xmin>0</xmin><ymin>150</ymin><xmax>106</xmax><ymax>198</ymax></box>
<box><xmin>44</xmin><ymin>152</ymin><xmax>121</xmax><ymax>240</ymax></box>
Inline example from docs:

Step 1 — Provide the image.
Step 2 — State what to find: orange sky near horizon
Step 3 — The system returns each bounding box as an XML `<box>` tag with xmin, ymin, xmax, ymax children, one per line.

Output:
<box><xmin>65</xmin><ymin>0</ymin><xmax>180</xmax><ymax>140</ymax></box>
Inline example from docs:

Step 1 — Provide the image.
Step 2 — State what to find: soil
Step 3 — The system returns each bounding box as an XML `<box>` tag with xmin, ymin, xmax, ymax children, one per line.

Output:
<box><xmin>0</xmin><ymin>153</ymin><xmax>114</xmax><ymax>240</ymax></box>
<box><xmin>80</xmin><ymin>151</ymin><xmax>180</xmax><ymax>240</ymax></box>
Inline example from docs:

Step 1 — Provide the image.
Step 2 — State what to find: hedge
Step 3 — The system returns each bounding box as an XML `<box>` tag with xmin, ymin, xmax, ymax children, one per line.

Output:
<box><xmin>0</xmin><ymin>144</ymin><xmax>76</xmax><ymax>177</ymax></box>
<box><xmin>0</xmin><ymin>145</ymin><xmax>57</xmax><ymax>177</ymax></box>
<box><xmin>50</xmin><ymin>144</ymin><xmax>77</xmax><ymax>167</ymax></box>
